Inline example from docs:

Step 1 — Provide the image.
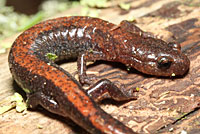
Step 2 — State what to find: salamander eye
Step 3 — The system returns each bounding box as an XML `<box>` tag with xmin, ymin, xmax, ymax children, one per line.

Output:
<box><xmin>157</xmin><ymin>57</ymin><xmax>172</xmax><ymax>70</ymax></box>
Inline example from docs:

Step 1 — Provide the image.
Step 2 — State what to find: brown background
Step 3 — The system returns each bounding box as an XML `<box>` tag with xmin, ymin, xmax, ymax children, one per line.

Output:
<box><xmin>0</xmin><ymin>0</ymin><xmax>200</xmax><ymax>134</ymax></box>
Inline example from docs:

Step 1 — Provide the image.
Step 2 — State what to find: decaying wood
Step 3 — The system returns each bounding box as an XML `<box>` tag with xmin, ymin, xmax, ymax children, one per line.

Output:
<box><xmin>0</xmin><ymin>0</ymin><xmax>200</xmax><ymax>134</ymax></box>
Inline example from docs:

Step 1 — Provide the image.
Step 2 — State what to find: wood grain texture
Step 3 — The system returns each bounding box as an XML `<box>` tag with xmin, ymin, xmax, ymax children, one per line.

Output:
<box><xmin>0</xmin><ymin>0</ymin><xmax>200</xmax><ymax>134</ymax></box>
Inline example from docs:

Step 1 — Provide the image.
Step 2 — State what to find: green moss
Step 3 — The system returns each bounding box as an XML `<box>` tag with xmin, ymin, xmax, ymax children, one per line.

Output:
<box><xmin>136</xmin><ymin>87</ymin><xmax>140</xmax><ymax>91</ymax></box>
<box><xmin>81</xmin><ymin>7</ymin><xmax>99</xmax><ymax>17</ymax></box>
<box><xmin>45</xmin><ymin>53</ymin><xmax>58</xmax><ymax>61</ymax></box>
<box><xmin>0</xmin><ymin>93</ymin><xmax>27</xmax><ymax>114</ymax></box>
<box><xmin>22</xmin><ymin>88</ymin><xmax>31</xmax><ymax>94</ymax></box>
<box><xmin>12</xmin><ymin>93</ymin><xmax>27</xmax><ymax>112</ymax></box>
<box><xmin>0</xmin><ymin>0</ymin><xmax>78</xmax><ymax>48</ymax></box>
<box><xmin>80</xmin><ymin>0</ymin><xmax>108</xmax><ymax>8</ymax></box>
<box><xmin>119</xmin><ymin>2</ymin><xmax>131</xmax><ymax>10</ymax></box>
<box><xmin>17</xmin><ymin>12</ymin><xmax>45</xmax><ymax>31</ymax></box>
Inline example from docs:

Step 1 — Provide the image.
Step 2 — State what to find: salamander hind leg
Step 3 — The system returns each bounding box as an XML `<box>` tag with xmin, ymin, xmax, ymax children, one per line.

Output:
<box><xmin>86</xmin><ymin>79</ymin><xmax>137</xmax><ymax>103</ymax></box>
<box><xmin>27</xmin><ymin>91</ymin><xmax>64</xmax><ymax>115</ymax></box>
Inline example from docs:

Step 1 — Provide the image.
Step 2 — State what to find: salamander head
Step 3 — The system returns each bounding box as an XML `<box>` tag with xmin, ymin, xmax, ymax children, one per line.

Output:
<box><xmin>127</xmin><ymin>38</ymin><xmax>190</xmax><ymax>77</ymax></box>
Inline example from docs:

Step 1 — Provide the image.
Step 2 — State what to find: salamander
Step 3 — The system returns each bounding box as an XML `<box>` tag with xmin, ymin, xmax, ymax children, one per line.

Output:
<box><xmin>8</xmin><ymin>16</ymin><xmax>190</xmax><ymax>134</ymax></box>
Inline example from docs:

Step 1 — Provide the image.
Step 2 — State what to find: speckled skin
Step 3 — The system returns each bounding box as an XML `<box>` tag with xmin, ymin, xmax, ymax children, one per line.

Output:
<box><xmin>8</xmin><ymin>16</ymin><xmax>190</xmax><ymax>134</ymax></box>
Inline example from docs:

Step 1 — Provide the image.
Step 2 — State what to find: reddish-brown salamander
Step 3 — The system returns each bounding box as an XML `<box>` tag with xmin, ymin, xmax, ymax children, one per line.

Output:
<box><xmin>8</xmin><ymin>16</ymin><xmax>190</xmax><ymax>134</ymax></box>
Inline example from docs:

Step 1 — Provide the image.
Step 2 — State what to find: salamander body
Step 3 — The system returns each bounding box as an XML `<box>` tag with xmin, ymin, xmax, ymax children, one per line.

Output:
<box><xmin>8</xmin><ymin>16</ymin><xmax>190</xmax><ymax>134</ymax></box>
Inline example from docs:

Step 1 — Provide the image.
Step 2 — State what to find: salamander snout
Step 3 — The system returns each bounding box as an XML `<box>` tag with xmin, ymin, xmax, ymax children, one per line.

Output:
<box><xmin>128</xmin><ymin>43</ymin><xmax>190</xmax><ymax>77</ymax></box>
<box><xmin>158</xmin><ymin>42</ymin><xmax>190</xmax><ymax>76</ymax></box>
<box><xmin>155</xmin><ymin>53</ymin><xmax>190</xmax><ymax>76</ymax></box>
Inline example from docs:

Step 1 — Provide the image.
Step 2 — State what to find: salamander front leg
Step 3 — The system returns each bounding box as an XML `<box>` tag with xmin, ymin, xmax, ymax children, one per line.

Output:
<box><xmin>114</xmin><ymin>20</ymin><xmax>155</xmax><ymax>38</ymax></box>
<box><xmin>86</xmin><ymin>79</ymin><xmax>137</xmax><ymax>103</ymax></box>
<box><xmin>77</xmin><ymin>53</ymin><xmax>92</xmax><ymax>85</ymax></box>
<box><xmin>77</xmin><ymin>53</ymin><xmax>104</xmax><ymax>85</ymax></box>
<box><xmin>27</xmin><ymin>91</ymin><xmax>64</xmax><ymax>115</ymax></box>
